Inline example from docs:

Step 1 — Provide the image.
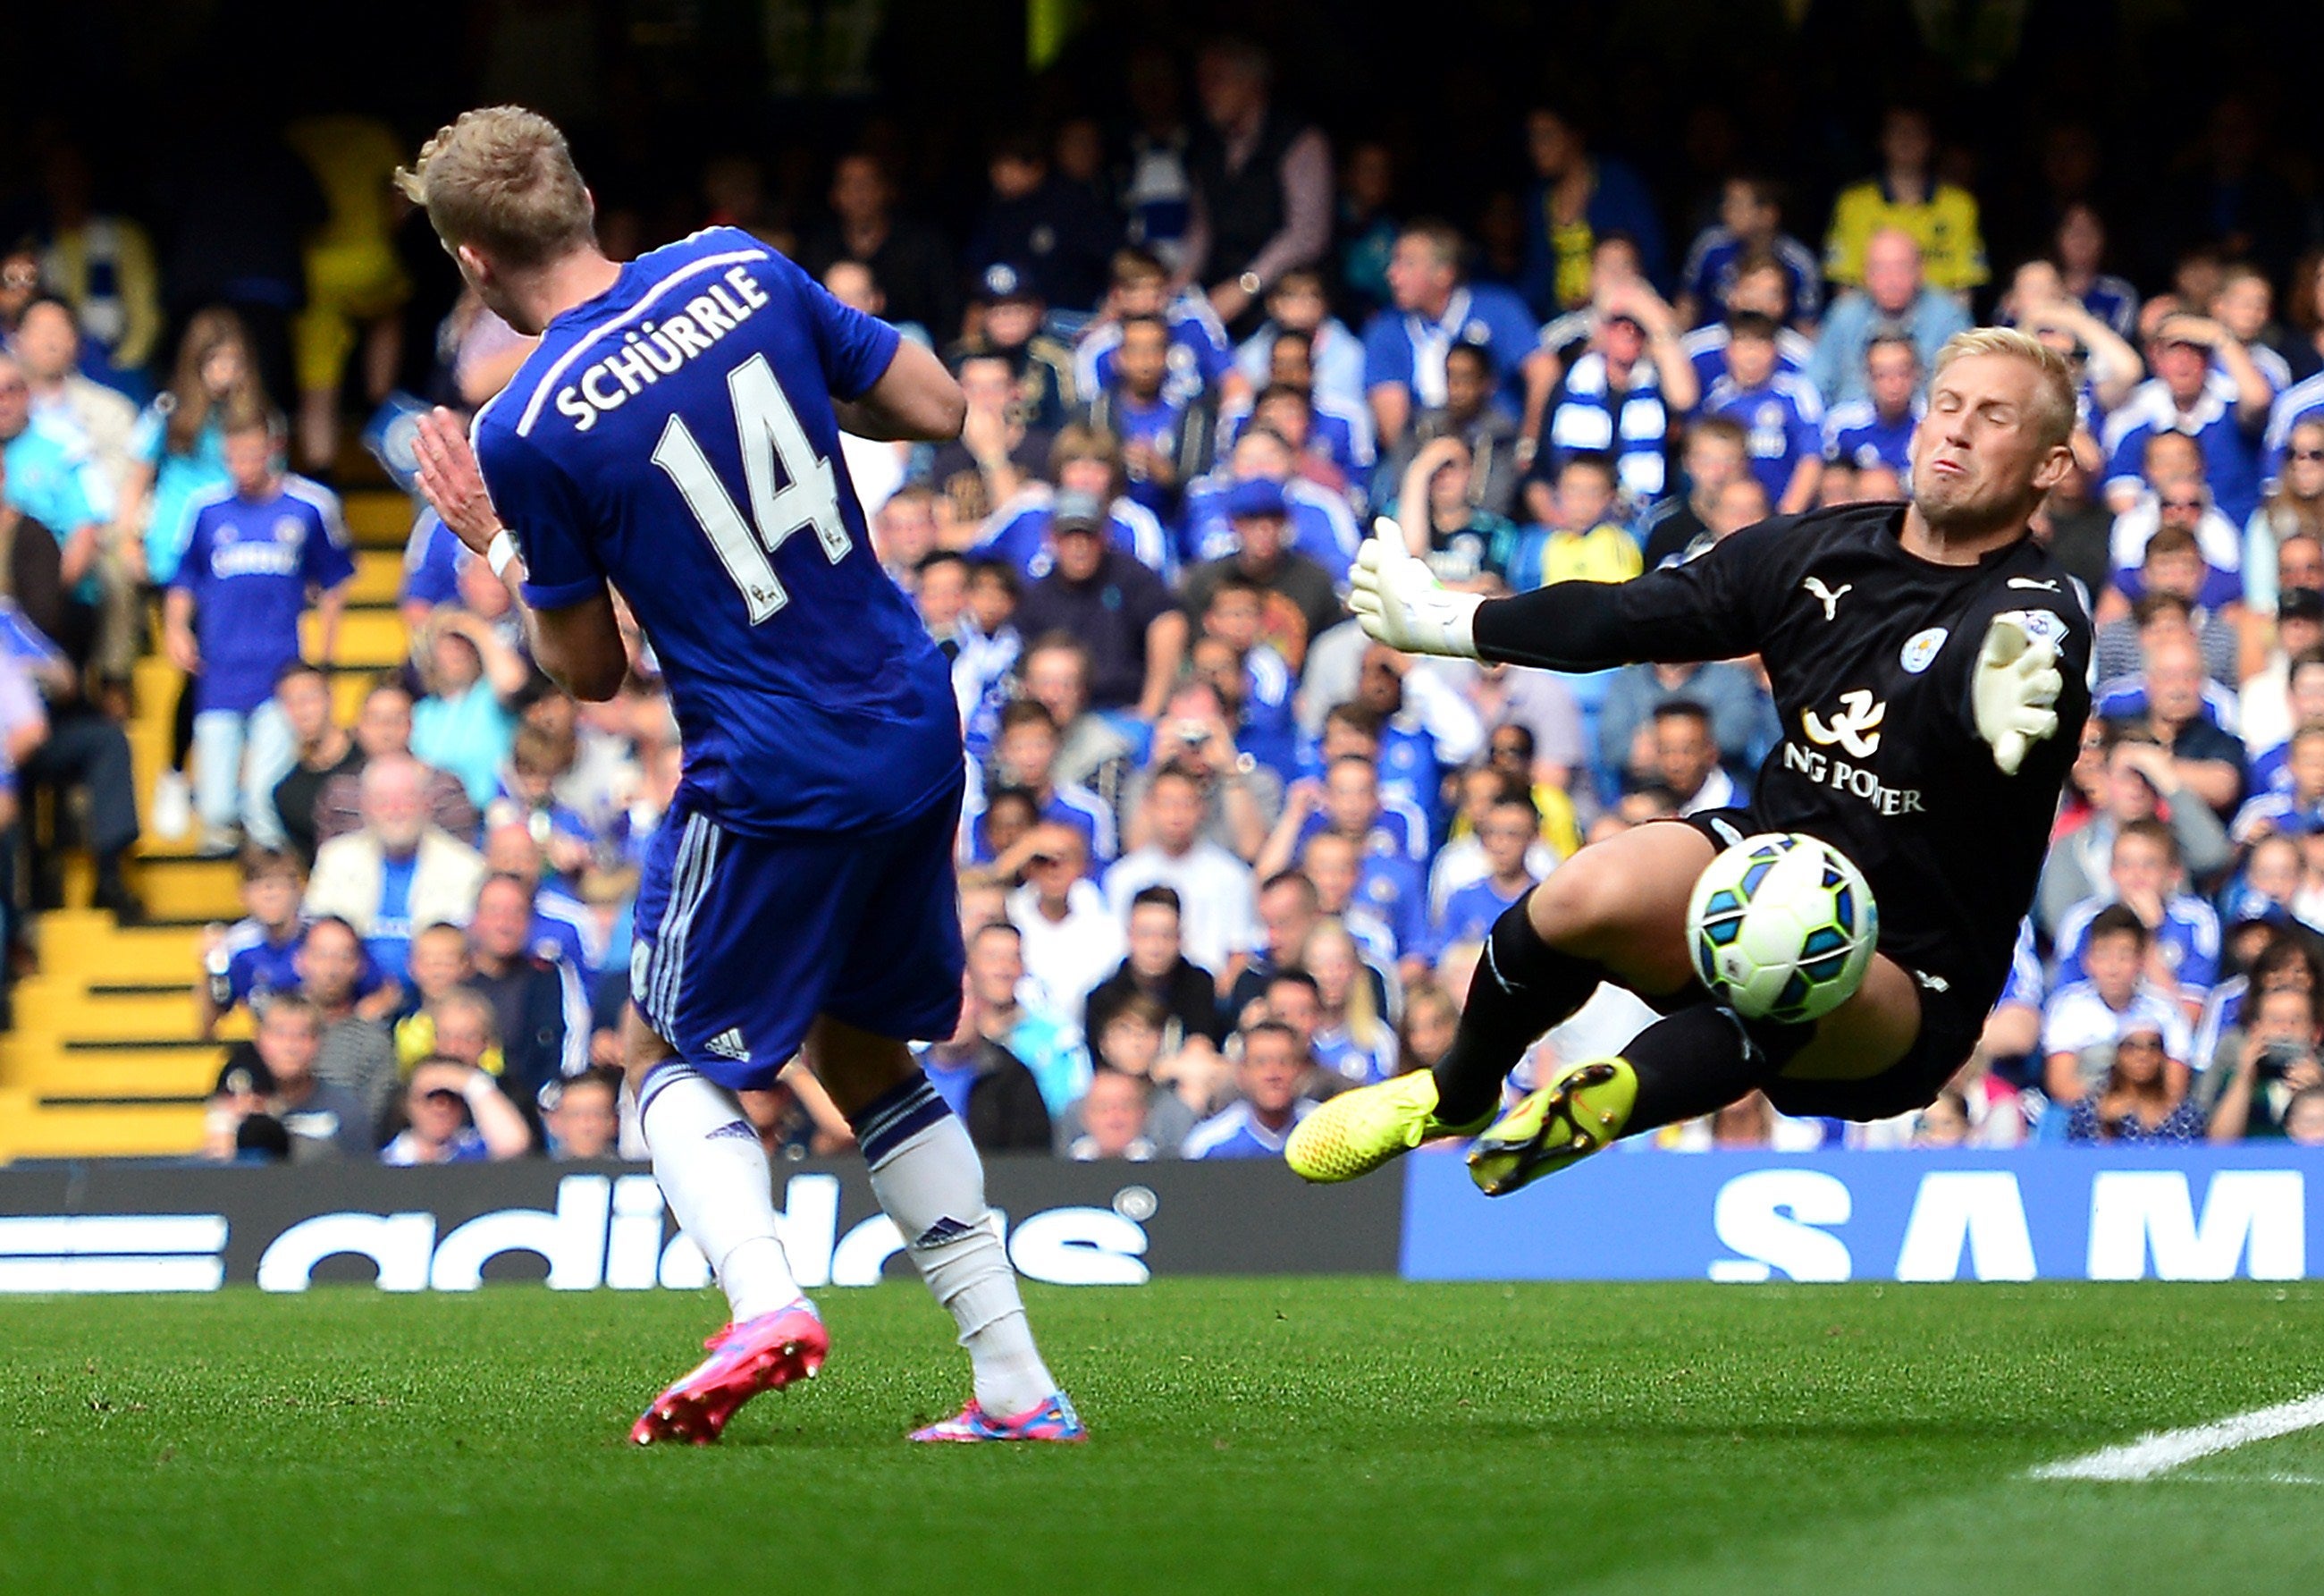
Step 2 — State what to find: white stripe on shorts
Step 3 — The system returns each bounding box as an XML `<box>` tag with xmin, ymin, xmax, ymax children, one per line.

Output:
<box><xmin>645</xmin><ymin>815</ymin><xmax>711</xmax><ymax>1031</ymax></box>
<box><xmin>653</xmin><ymin>815</ymin><xmax>720</xmax><ymax>1036</ymax></box>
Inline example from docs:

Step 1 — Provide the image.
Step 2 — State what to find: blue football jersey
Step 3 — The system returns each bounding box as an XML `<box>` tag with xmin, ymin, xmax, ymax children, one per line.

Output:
<box><xmin>1703</xmin><ymin>374</ymin><xmax>1823</xmax><ymax>503</ymax></box>
<box><xmin>169</xmin><ymin>476</ymin><xmax>355</xmax><ymax>715</ymax></box>
<box><xmin>1821</xmin><ymin>398</ymin><xmax>1921</xmax><ymax>474</ymax></box>
<box><xmin>476</xmin><ymin>228</ymin><xmax>958</xmax><ymax>835</ymax></box>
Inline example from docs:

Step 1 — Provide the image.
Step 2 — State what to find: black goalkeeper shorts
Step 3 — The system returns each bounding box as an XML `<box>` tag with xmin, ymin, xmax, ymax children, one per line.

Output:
<box><xmin>1658</xmin><ymin>804</ymin><xmax>1985</xmax><ymax>1122</ymax></box>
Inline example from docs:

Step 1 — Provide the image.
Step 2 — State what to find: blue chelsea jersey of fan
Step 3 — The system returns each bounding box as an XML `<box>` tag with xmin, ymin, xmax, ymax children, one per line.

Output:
<box><xmin>475</xmin><ymin>227</ymin><xmax>959</xmax><ymax>837</ymax></box>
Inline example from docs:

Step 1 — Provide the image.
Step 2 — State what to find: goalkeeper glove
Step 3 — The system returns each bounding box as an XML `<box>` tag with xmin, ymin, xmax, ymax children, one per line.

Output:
<box><xmin>1972</xmin><ymin>612</ymin><xmax>2064</xmax><ymax>776</ymax></box>
<box><xmin>1350</xmin><ymin>519</ymin><xmax>1483</xmax><ymax>660</ymax></box>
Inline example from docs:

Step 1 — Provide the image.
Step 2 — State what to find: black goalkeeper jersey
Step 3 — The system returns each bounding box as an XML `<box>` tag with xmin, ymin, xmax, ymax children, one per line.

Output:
<box><xmin>1472</xmin><ymin>502</ymin><xmax>2092</xmax><ymax>1014</ymax></box>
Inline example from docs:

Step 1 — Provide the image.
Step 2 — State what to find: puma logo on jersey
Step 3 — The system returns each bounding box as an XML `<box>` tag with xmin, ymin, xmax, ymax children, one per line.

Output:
<box><xmin>1803</xmin><ymin>577</ymin><xmax>1853</xmax><ymax>620</ymax></box>
<box><xmin>1802</xmin><ymin>690</ymin><xmax>1887</xmax><ymax>759</ymax></box>
<box><xmin>2007</xmin><ymin>577</ymin><xmax>2060</xmax><ymax>592</ymax></box>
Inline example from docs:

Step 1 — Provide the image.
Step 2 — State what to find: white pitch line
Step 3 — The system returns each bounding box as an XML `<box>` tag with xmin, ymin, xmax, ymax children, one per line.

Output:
<box><xmin>2030</xmin><ymin>1392</ymin><xmax>2324</xmax><ymax>1482</ymax></box>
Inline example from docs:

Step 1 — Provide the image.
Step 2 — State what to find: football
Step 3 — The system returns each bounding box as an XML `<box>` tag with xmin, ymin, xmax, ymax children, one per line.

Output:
<box><xmin>1686</xmin><ymin>832</ymin><xmax>1879</xmax><ymax>1024</ymax></box>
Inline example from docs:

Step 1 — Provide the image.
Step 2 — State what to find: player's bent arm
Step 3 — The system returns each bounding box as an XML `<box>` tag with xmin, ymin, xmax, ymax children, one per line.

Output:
<box><xmin>831</xmin><ymin>339</ymin><xmax>965</xmax><ymax>443</ymax></box>
<box><xmin>526</xmin><ymin>590</ymin><xmax>628</xmax><ymax>703</ymax></box>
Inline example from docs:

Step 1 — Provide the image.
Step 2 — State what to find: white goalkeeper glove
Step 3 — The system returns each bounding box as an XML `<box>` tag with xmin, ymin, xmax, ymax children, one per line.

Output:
<box><xmin>1349</xmin><ymin>519</ymin><xmax>1483</xmax><ymax>660</ymax></box>
<box><xmin>1972</xmin><ymin>612</ymin><xmax>2064</xmax><ymax>776</ymax></box>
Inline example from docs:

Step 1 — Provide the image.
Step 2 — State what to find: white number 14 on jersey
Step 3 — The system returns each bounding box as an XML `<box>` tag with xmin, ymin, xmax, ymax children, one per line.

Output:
<box><xmin>652</xmin><ymin>352</ymin><xmax>849</xmax><ymax>621</ymax></box>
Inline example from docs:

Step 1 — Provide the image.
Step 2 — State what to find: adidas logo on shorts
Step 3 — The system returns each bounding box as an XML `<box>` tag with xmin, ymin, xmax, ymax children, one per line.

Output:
<box><xmin>704</xmin><ymin>1028</ymin><xmax>752</xmax><ymax>1062</ymax></box>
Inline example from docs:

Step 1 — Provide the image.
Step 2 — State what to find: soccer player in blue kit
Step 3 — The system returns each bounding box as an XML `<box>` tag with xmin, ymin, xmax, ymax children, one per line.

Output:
<box><xmin>399</xmin><ymin>107</ymin><xmax>1080</xmax><ymax>1446</ymax></box>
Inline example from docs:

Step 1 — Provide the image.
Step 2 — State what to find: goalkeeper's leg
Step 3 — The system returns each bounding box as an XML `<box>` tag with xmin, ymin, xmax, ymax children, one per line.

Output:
<box><xmin>1288</xmin><ymin>821</ymin><xmax>1714</xmax><ymax>1183</ymax></box>
<box><xmin>1471</xmin><ymin>946</ymin><xmax>1927</xmax><ymax>1195</ymax></box>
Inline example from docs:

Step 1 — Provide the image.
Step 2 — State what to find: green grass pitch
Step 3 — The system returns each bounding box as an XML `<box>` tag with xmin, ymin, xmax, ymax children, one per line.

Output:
<box><xmin>4</xmin><ymin>1279</ymin><xmax>2321</xmax><ymax>1593</ymax></box>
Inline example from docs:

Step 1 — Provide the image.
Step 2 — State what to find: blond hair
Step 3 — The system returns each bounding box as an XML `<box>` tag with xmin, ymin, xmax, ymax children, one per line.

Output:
<box><xmin>1301</xmin><ymin>920</ymin><xmax>1385</xmax><ymax>1054</ymax></box>
<box><xmin>1931</xmin><ymin>327</ymin><xmax>2077</xmax><ymax>454</ymax></box>
<box><xmin>395</xmin><ymin>106</ymin><xmax>596</xmax><ymax>268</ymax></box>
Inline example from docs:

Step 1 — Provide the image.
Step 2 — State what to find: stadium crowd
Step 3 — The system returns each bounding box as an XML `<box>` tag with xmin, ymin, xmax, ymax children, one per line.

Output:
<box><xmin>5</xmin><ymin>27</ymin><xmax>2324</xmax><ymax>1165</ymax></box>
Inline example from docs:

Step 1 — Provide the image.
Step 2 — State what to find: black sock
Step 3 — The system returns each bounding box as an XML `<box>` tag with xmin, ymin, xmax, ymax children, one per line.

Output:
<box><xmin>1431</xmin><ymin>893</ymin><xmax>1604</xmax><ymax>1123</ymax></box>
<box><xmin>1623</xmin><ymin>1004</ymin><xmax>1814</xmax><ymax>1135</ymax></box>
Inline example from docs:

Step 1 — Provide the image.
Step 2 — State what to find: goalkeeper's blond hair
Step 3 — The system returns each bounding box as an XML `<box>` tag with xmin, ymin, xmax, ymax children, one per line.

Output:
<box><xmin>1931</xmin><ymin>327</ymin><xmax>2077</xmax><ymax>454</ymax></box>
<box><xmin>395</xmin><ymin>106</ymin><xmax>595</xmax><ymax>269</ymax></box>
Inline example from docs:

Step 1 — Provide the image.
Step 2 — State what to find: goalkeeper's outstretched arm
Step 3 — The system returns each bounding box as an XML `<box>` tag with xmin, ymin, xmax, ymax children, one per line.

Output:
<box><xmin>1351</xmin><ymin>518</ymin><xmax>1764</xmax><ymax>672</ymax></box>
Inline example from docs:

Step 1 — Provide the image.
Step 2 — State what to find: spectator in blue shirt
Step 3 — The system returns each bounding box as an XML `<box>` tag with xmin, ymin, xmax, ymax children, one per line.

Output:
<box><xmin>2050</xmin><ymin>818</ymin><xmax>2221</xmax><ymax>1022</ymax></box>
<box><xmin>1822</xmin><ymin>334</ymin><xmax>1924</xmax><ymax>496</ymax></box>
<box><xmin>163</xmin><ymin>403</ymin><xmax>351</xmax><ymax>853</ymax></box>
<box><xmin>1190</xmin><ymin>623</ymin><xmax>1297</xmax><ymax>786</ymax></box>
<box><xmin>1179</xmin><ymin>434</ymin><xmax>1360</xmax><ymax>583</ymax></box>
<box><xmin>1700</xmin><ymin>314</ymin><xmax>1824</xmax><ymax>513</ymax></box>
<box><xmin>1223</xmin><ymin>378</ymin><xmax>1373</xmax><ymax>510</ymax></box>
<box><xmin>1517</xmin><ymin>106</ymin><xmax>1667</xmax><ymax>316</ymax></box>
<box><xmin>1806</xmin><ymin>230</ymin><xmax>1971</xmax><ymax>409</ymax></box>
<box><xmin>1233</xmin><ymin>267</ymin><xmax>1367</xmax><ymax>416</ymax></box>
<box><xmin>1302</xmin><ymin>919</ymin><xmax>1398</xmax><ymax>1085</ymax></box>
<box><xmin>2101</xmin><ymin>313</ymin><xmax>2273</xmax><ymax>527</ymax></box>
<box><xmin>1074</xmin><ymin>247</ymin><xmax>1236</xmax><ymax>409</ymax></box>
<box><xmin>1363</xmin><ymin>219</ymin><xmax>1539</xmax><ymax>451</ymax></box>
<box><xmin>1531</xmin><ymin>279</ymin><xmax>1695</xmax><ymax>516</ymax></box>
<box><xmin>2055</xmin><ymin>203</ymin><xmax>2139</xmax><ymax>340</ymax></box>
<box><xmin>1275</xmin><ymin>750</ymin><xmax>1429</xmax><ymax>867</ymax></box>
<box><xmin>1078</xmin><ymin>315</ymin><xmax>1215</xmax><ymax>525</ymax></box>
<box><xmin>1598</xmin><ymin>658</ymin><xmax>1779</xmax><ymax>792</ymax></box>
<box><xmin>116</xmin><ymin>308</ymin><xmax>258</xmax><ymax>586</ymax></box>
<box><xmin>0</xmin><ymin>350</ymin><xmax>106</xmax><ymax>606</ymax></box>
<box><xmin>975</xmin><ymin>426</ymin><xmax>1175</xmax><ymax>579</ymax></box>
<box><xmin>981</xmin><ymin>699</ymin><xmax>1118</xmax><ymax>867</ymax></box>
<box><xmin>1679</xmin><ymin>257</ymin><xmax>1817</xmax><ymax>399</ymax></box>
<box><xmin>1432</xmin><ymin>790</ymin><xmax>1541</xmax><ymax>959</ymax></box>
<box><xmin>1677</xmin><ymin>173</ymin><xmax>1823</xmax><ymax>331</ymax></box>
<box><xmin>198</xmin><ymin>848</ymin><xmax>313</xmax><ymax>1037</ymax></box>
<box><xmin>1183</xmin><ymin>1018</ymin><xmax>1318</xmax><ymax>1158</ymax></box>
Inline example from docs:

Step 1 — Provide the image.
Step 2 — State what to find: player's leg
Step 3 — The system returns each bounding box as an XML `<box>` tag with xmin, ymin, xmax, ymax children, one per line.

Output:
<box><xmin>806</xmin><ymin>1015</ymin><xmax>1074</xmax><ymax>1438</ymax></box>
<box><xmin>810</xmin><ymin>785</ymin><xmax>1080</xmax><ymax>1440</ymax></box>
<box><xmin>1288</xmin><ymin>820</ymin><xmax>1711</xmax><ymax>1183</ymax></box>
<box><xmin>623</xmin><ymin>1004</ymin><xmax>805</xmax><ymax>1324</ymax></box>
<box><xmin>624</xmin><ymin>806</ymin><xmax>835</xmax><ymax>1444</ymax></box>
<box><xmin>1469</xmin><ymin>943</ymin><xmax>1924</xmax><ymax>1196</ymax></box>
<box><xmin>1429</xmin><ymin>818</ymin><xmax>1714</xmax><ymax>1121</ymax></box>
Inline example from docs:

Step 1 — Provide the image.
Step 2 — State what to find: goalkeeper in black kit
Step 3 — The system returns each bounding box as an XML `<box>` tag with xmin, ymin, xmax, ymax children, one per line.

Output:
<box><xmin>1286</xmin><ymin>328</ymin><xmax>2092</xmax><ymax>1195</ymax></box>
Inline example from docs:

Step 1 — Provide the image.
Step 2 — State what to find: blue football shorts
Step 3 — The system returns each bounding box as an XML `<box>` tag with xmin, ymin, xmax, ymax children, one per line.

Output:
<box><xmin>628</xmin><ymin>776</ymin><xmax>967</xmax><ymax>1092</ymax></box>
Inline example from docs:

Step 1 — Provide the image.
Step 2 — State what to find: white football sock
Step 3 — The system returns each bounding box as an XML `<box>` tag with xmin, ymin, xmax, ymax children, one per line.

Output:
<box><xmin>640</xmin><ymin>1064</ymin><xmax>804</xmax><ymax>1323</ymax></box>
<box><xmin>858</xmin><ymin>1083</ymin><xmax>1056</xmax><ymax>1417</ymax></box>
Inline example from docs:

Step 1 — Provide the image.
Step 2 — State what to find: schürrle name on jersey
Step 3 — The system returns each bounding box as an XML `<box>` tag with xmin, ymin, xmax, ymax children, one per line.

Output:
<box><xmin>1781</xmin><ymin>741</ymin><xmax>1925</xmax><ymax>816</ymax></box>
<box><xmin>554</xmin><ymin>266</ymin><xmax>772</xmax><ymax>433</ymax></box>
